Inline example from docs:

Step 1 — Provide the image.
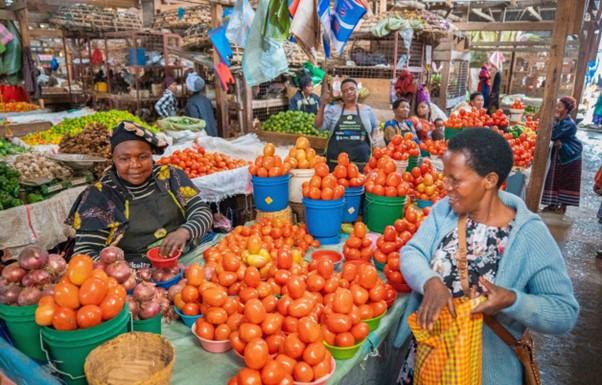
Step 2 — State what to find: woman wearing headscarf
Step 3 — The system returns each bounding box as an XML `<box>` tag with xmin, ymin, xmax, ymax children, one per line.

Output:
<box><xmin>541</xmin><ymin>96</ymin><xmax>583</xmax><ymax>214</ymax></box>
<box><xmin>155</xmin><ymin>76</ymin><xmax>178</xmax><ymax>118</ymax></box>
<box><xmin>288</xmin><ymin>75</ymin><xmax>320</xmax><ymax>114</ymax></box>
<box><xmin>383</xmin><ymin>98</ymin><xmax>418</xmax><ymax>145</ymax></box>
<box><xmin>67</xmin><ymin>121</ymin><xmax>213</xmax><ymax>268</ymax></box>
<box><xmin>185</xmin><ymin>73</ymin><xmax>218</xmax><ymax>137</ymax></box>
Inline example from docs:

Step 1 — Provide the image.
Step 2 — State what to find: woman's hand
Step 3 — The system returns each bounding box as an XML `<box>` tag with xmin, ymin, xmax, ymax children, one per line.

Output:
<box><xmin>160</xmin><ymin>228</ymin><xmax>190</xmax><ymax>257</ymax></box>
<box><xmin>417</xmin><ymin>277</ymin><xmax>455</xmax><ymax>331</ymax></box>
<box><xmin>472</xmin><ymin>277</ymin><xmax>517</xmax><ymax>315</ymax></box>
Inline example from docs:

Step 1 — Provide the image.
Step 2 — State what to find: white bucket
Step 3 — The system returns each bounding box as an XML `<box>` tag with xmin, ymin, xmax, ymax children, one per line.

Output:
<box><xmin>289</xmin><ymin>168</ymin><xmax>315</xmax><ymax>203</ymax></box>
<box><xmin>509</xmin><ymin>108</ymin><xmax>524</xmax><ymax>124</ymax></box>
<box><xmin>395</xmin><ymin>160</ymin><xmax>409</xmax><ymax>174</ymax></box>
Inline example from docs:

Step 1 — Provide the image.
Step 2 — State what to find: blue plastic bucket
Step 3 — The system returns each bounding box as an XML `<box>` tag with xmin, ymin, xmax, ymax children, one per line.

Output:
<box><xmin>174</xmin><ymin>306</ymin><xmax>202</xmax><ymax>328</ymax></box>
<box><xmin>252</xmin><ymin>174</ymin><xmax>290</xmax><ymax>212</ymax></box>
<box><xmin>154</xmin><ymin>270</ymin><xmax>183</xmax><ymax>289</ymax></box>
<box><xmin>343</xmin><ymin>186</ymin><xmax>364</xmax><ymax>222</ymax></box>
<box><xmin>416</xmin><ymin>199</ymin><xmax>433</xmax><ymax>208</ymax></box>
<box><xmin>303</xmin><ymin>197</ymin><xmax>345</xmax><ymax>245</ymax></box>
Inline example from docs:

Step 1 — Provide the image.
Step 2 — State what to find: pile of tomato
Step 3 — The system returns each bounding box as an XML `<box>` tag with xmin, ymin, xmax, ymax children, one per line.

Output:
<box><xmin>301</xmin><ymin>161</ymin><xmax>346</xmax><ymax>201</ymax></box>
<box><xmin>402</xmin><ymin>159</ymin><xmax>446</xmax><ymax>202</ymax></box>
<box><xmin>445</xmin><ymin>108</ymin><xmax>489</xmax><ymax>128</ymax></box>
<box><xmin>508</xmin><ymin>133</ymin><xmax>536</xmax><ymax>168</ymax></box>
<box><xmin>332</xmin><ymin>152</ymin><xmax>366</xmax><ymax>188</ymax></box>
<box><xmin>35</xmin><ymin>255</ymin><xmax>127</xmax><ymax>330</ymax></box>
<box><xmin>364</xmin><ymin>155</ymin><xmax>411</xmax><ymax>198</ymax></box>
<box><xmin>284</xmin><ymin>136</ymin><xmax>325</xmax><ymax>170</ymax></box>
<box><xmin>525</xmin><ymin>115</ymin><xmax>539</xmax><ymax>131</ymax></box>
<box><xmin>384</xmin><ymin>134</ymin><xmax>421</xmax><ymax>161</ymax></box>
<box><xmin>250</xmin><ymin>143</ymin><xmax>291</xmax><ymax>178</ymax></box>
<box><xmin>419</xmin><ymin>139</ymin><xmax>447</xmax><ymax>156</ymax></box>
<box><xmin>158</xmin><ymin>146</ymin><xmax>249</xmax><ymax>179</ymax></box>
<box><xmin>484</xmin><ymin>109</ymin><xmax>509</xmax><ymax>128</ymax></box>
<box><xmin>511</xmin><ymin>99</ymin><xmax>525</xmax><ymax>110</ymax></box>
<box><xmin>0</xmin><ymin>101</ymin><xmax>40</xmax><ymax>113</ymax></box>
<box><xmin>343</xmin><ymin>222</ymin><xmax>374</xmax><ymax>262</ymax></box>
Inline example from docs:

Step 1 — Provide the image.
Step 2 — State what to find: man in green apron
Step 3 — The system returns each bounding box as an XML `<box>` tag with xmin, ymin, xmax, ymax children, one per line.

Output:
<box><xmin>66</xmin><ymin>121</ymin><xmax>213</xmax><ymax>268</ymax></box>
<box><xmin>315</xmin><ymin>78</ymin><xmax>378</xmax><ymax>171</ymax></box>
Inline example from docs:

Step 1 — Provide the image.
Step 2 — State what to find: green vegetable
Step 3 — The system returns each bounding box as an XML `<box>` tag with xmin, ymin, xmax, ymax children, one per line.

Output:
<box><xmin>261</xmin><ymin>111</ymin><xmax>328</xmax><ymax>138</ymax></box>
<box><xmin>0</xmin><ymin>162</ymin><xmax>22</xmax><ymax>210</ymax></box>
<box><xmin>26</xmin><ymin>193</ymin><xmax>44</xmax><ymax>203</ymax></box>
<box><xmin>0</xmin><ymin>138</ymin><xmax>26</xmax><ymax>157</ymax></box>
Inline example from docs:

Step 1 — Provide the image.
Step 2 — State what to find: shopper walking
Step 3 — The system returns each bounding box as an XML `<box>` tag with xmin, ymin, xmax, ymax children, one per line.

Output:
<box><xmin>155</xmin><ymin>76</ymin><xmax>178</xmax><ymax>118</ymax></box>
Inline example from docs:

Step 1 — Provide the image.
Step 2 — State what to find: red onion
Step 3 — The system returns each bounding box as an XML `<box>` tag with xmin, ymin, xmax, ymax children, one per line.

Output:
<box><xmin>126</xmin><ymin>297</ymin><xmax>139</xmax><ymax>317</ymax></box>
<box><xmin>138</xmin><ymin>267</ymin><xmax>153</xmax><ymax>282</ymax></box>
<box><xmin>41</xmin><ymin>284</ymin><xmax>55</xmax><ymax>297</ymax></box>
<box><xmin>167</xmin><ymin>282</ymin><xmax>184</xmax><ymax>301</ymax></box>
<box><xmin>46</xmin><ymin>254</ymin><xmax>66</xmax><ymax>275</ymax></box>
<box><xmin>0</xmin><ymin>285</ymin><xmax>21</xmax><ymax>305</ymax></box>
<box><xmin>133</xmin><ymin>282</ymin><xmax>156</xmax><ymax>302</ymax></box>
<box><xmin>99</xmin><ymin>246</ymin><xmax>124</xmax><ymax>265</ymax></box>
<box><xmin>152</xmin><ymin>268</ymin><xmax>176</xmax><ymax>282</ymax></box>
<box><xmin>2</xmin><ymin>263</ymin><xmax>26</xmax><ymax>283</ymax></box>
<box><xmin>138</xmin><ymin>301</ymin><xmax>161</xmax><ymax>320</ymax></box>
<box><xmin>18</xmin><ymin>246</ymin><xmax>48</xmax><ymax>271</ymax></box>
<box><xmin>24</xmin><ymin>269</ymin><xmax>51</xmax><ymax>287</ymax></box>
<box><xmin>105</xmin><ymin>261</ymin><xmax>131</xmax><ymax>283</ymax></box>
<box><xmin>17</xmin><ymin>287</ymin><xmax>42</xmax><ymax>306</ymax></box>
<box><xmin>159</xmin><ymin>297</ymin><xmax>171</xmax><ymax>313</ymax></box>
<box><xmin>123</xmin><ymin>274</ymin><xmax>137</xmax><ymax>291</ymax></box>
<box><xmin>93</xmin><ymin>262</ymin><xmax>105</xmax><ymax>271</ymax></box>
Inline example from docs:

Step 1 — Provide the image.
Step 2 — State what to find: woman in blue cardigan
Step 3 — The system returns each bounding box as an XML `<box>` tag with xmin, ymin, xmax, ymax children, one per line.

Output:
<box><xmin>396</xmin><ymin>128</ymin><xmax>579</xmax><ymax>385</ymax></box>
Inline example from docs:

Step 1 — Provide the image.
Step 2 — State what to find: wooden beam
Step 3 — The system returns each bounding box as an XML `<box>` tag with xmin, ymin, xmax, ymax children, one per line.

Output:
<box><xmin>455</xmin><ymin>21</ymin><xmax>555</xmax><ymax>31</ymax></box>
<box><xmin>471</xmin><ymin>8</ymin><xmax>495</xmax><ymax>22</ymax></box>
<box><xmin>29</xmin><ymin>28</ymin><xmax>63</xmax><ymax>38</ymax></box>
<box><xmin>16</xmin><ymin>6</ymin><xmax>31</xmax><ymax>48</ymax></box>
<box><xmin>27</xmin><ymin>0</ymin><xmax>139</xmax><ymax>9</ymax></box>
<box><xmin>526</xmin><ymin>6</ymin><xmax>543</xmax><ymax>21</ymax></box>
<box><xmin>0</xmin><ymin>9</ymin><xmax>16</xmax><ymax>20</ymax></box>
<box><xmin>525</xmin><ymin>0</ymin><xmax>574</xmax><ymax>212</ymax></box>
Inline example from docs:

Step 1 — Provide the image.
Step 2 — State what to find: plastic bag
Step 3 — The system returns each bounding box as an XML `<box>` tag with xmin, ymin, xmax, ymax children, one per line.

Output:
<box><xmin>0</xmin><ymin>21</ymin><xmax>21</xmax><ymax>76</ymax></box>
<box><xmin>226</xmin><ymin>0</ymin><xmax>255</xmax><ymax>49</ymax></box>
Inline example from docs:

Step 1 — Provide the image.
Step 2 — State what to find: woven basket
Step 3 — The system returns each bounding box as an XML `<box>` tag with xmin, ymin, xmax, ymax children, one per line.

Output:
<box><xmin>182</xmin><ymin>23</ymin><xmax>211</xmax><ymax>49</ymax></box>
<box><xmin>50</xmin><ymin>4</ymin><xmax>142</xmax><ymax>32</ymax></box>
<box><xmin>153</xmin><ymin>4</ymin><xmax>211</xmax><ymax>30</ymax></box>
<box><xmin>84</xmin><ymin>332</ymin><xmax>175</xmax><ymax>385</ymax></box>
<box><xmin>256</xmin><ymin>206</ymin><xmax>293</xmax><ymax>224</ymax></box>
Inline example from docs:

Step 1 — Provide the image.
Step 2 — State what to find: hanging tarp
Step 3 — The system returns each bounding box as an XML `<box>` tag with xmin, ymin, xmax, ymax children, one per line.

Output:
<box><xmin>0</xmin><ymin>21</ymin><xmax>22</xmax><ymax>82</ymax></box>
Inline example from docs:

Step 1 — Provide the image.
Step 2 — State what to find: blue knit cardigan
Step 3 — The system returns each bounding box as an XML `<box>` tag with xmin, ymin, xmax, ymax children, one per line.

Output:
<box><xmin>394</xmin><ymin>191</ymin><xmax>579</xmax><ymax>385</ymax></box>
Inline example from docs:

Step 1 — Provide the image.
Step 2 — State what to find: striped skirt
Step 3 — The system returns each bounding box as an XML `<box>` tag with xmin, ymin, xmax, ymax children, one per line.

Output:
<box><xmin>541</xmin><ymin>149</ymin><xmax>581</xmax><ymax>207</ymax></box>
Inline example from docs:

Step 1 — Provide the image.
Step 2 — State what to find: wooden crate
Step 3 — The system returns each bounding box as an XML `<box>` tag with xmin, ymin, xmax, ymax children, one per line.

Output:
<box><xmin>50</xmin><ymin>4</ymin><xmax>142</xmax><ymax>32</ymax></box>
<box><xmin>256</xmin><ymin>131</ymin><xmax>328</xmax><ymax>152</ymax></box>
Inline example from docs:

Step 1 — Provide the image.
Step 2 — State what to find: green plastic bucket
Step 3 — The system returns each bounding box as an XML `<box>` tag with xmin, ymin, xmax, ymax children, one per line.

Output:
<box><xmin>41</xmin><ymin>305</ymin><xmax>130</xmax><ymax>385</ymax></box>
<box><xmin>445</xmin><ymin>127</ymin><xmax>464</xmax><ymax>140</ymax></box>
<box><xmin>365</xmin><ymin>311</ymin><xmax>386</xmax><ymax>331</ymax></box>
<box><xmin>0</xmin><ymin>303</ymin><xmax>45</xmax><ymax>361</ymax></box>
<box><xmin>406</xmin><ymin>156</ymin><xmax>419</xmax><ymax>171</ymax></box>
<box><xmin>323</xmin><ymin>339</ymin><xmax>363</xmax><ymax>360</ymax></box>
<box><xmin>364</xmin><ymin>193</ymin><xmax>406</xmax><ymax>233</ymax></box>
<box><xmin>132</xmin><ymin>313</ymin><xmax>162</xmax><ymax>334</ymax></box>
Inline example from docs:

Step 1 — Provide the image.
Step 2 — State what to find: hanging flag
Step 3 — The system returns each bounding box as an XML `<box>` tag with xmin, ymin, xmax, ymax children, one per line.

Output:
<box><xmin>330</xmin><ymin>0</ymin><xmax>367</xmax><ymax>56</ymax></box>
<box><xmin>317</xmin><ymin>0</ymin><xmax>332</xmax><ymax>58</ymax></box>
<box><xmin>289</xmin><ymin>0</ymin><xmax>301</xmax><ymax>16</ymax></box>
<box><xmin>290</xmin><ymin>0</ymin><xmax>320</xmax><ymax>61</ymax></box>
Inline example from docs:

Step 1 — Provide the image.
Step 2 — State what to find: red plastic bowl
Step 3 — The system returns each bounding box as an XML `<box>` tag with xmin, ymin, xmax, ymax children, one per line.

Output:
<box><xmin>192</xmin><ymin>322</ymin><xmax>232</xmax><ymax>353</ymax></box>
<box><xmin>146</xmin><ymin>247</ymin><xmax>181</xmax><ymax>269</ymax></box>
<box><xmin>312</xmin><ymin>250</ymin><xmax>343</xmax><ymax>270</ymax></box>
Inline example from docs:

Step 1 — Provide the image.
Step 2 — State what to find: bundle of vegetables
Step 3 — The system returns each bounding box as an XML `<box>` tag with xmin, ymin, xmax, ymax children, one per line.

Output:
<box><xmin>22</xmin><ymin>110</ymin><xmax>156</xmax><ymax>145</ymax></box>
<box><xmin>0</xmin><ymin>246</ymin><xmax>67</xmax><ymax>306</ymax></box>
<box><xmin>0</xmin><ymin>138</ymin><xmax>27</xmax><ymax>157</ymax></box>
<box><xmin>0</xmin><ymin>102</ymin><xmax>40</xmax><ymax>113</ymax></box>
<box><xmin>12</xmin><ymin>153</ymin><xmax>71</xmax><ymax>182</ymax></box>
<box><xmin>261</xmin><ymin>111</ymin><xmax>328</xmax><ymax>138</ymax></box>
<box><xmin>0</xmin><ymin>162</ymin><xmax>22</xmax><ymax>210</ymax></box>
<box><xmin>59</xmin><ymin>122</ymin><xmax>111</xmax><ymax>159</ymax></box>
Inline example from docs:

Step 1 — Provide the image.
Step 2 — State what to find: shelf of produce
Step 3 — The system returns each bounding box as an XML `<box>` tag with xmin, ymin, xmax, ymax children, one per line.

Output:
<box><xmin>256</xmin><ymin>130</ymin><xmax>328</xmax><ymax>151</ymax></box>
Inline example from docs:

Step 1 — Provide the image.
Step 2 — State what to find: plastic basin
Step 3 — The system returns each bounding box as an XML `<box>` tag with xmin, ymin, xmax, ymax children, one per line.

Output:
<box><xmin>415</xmin><ymin>199</ymin><xmax>433</xmax><ymax>209</ymax></box>
<box><xmin>173</xmin><ymin>306</ymin><xmax>202</xmax><ymax>328</ymax></box>
<box><xmin>323</xmin><ymin>339</ymin><xmax>363</xmax><ymax>360</ymax></box>
<box><xmin>445</xmin><ymin>127</ymin><xmax>464</xmax><ymax>140</ymax></box>
<box><xmin>343</xmin><ymin>186</ymin><xmax>364</xmax><ymax>222</ymax></box>
<box><xmin>192</xmin><ymin>322</ymin><xmax>232</xmax><ymax>353</ymax></box>
<box><xmin>373</xmin><ymin>259</ymin><xmax>385</xmax><ymax>271</ymax></box>
<box><xmin>146</xmin><ymin>247</ymin><xmax>181</xmax><ymax>269</ymax></box>
<box><xmin>311</xmin><ymin>250</ymin><xmax>343</xmax><ymax>271</ymax></box>
<box><xmin>364</xmin><ymin>311</ymin><xmax>387</xmax><ymax>331</ymax></box>
<box><xmin>294</xmin><ymin>357</ymin><xmax>336</xmax><ymax>385</ymax></box>
<box><xmin>153</xmin><ymin>270</ymin><xmax>183</xmax><ymax>289</ymax></box>
<box><xmin>252</xmin><ymin>174</ymin><xmax>291</xmax><ymax>212</ymax></box>
<box><xmin>289</xmin><ymin>168</ymin><xmax>315</xmax><ymax>204</ymax></box>
<box><xmin>0</xmin><ymin>303</ymin><xmax>44</xmax><ymax>361</ymax></box>
<box><xmin>303</xmin><ymin>197</ymin><xmax>345</xmax><ymax>245</ymax></box>
<box><xmin>363</xmin><ymin>193</ymin><xmax>406</xmax><ymax>233</ymax></box>
<box><xmin>41</xmin><ymin>305</ymin><xmax>130</xmax><ymax>385</ymax></box>
<box><xmin>132</xmin><ymin>312</ymin><xmax>162</xmax><ymax>334</ymax></box>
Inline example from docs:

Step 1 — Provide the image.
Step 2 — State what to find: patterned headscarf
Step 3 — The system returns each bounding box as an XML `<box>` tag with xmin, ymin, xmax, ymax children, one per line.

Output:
<box><xmin>110</xmin><ymin>121</ymin><xmax>168</xmax><ymax>155</ymax></box>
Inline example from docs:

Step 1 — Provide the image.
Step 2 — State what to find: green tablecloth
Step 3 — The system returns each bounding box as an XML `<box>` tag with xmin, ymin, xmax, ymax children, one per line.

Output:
<box><xmin>163</xmin><ymin>233</ymin><xmax>410</xmax><ymax>384</ymax></box>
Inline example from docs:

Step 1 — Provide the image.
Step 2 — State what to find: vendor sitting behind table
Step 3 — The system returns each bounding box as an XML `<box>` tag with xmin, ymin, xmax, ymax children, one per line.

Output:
<box><xmin>155</xmin><ymin>77</ymin><xmax>178</xmax><ymax>118</ymax></box>
<box><xmin>383</xmin><ymin>98</ymin><xmax>419</xmax><ymax>145</ymax></box>
<box><xmin>315</xmin><ymin>78</ymin><xmax>378</xmax><ymax>170</ymax></box>
<box><xmin>184</xmin><ymin>73</ymin><xmax>218</xmax><ymax>137</ymax></box>
<box><xmin>470</xmin><ymin>92</ymin><xmax>486</xmax><ymax>111</ymax></box>
<box><xmin>66</xmin><ymin>121</ymin><xmax>213</xmax><ymax>268</ymax></box>
<box><xmin>289</xmin><ymin>75</ymin><xmax>320</xmax><ymax>114</ymax></box>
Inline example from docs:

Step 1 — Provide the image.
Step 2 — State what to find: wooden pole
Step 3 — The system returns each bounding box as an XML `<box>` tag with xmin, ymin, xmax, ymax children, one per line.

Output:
<box><xmin>506</xmin><ymin>51</ymin><xmax>516</xmax><ymax>94</ymax></box>
<box><xmin>525</xmin><ymin>0</ymin><xmax>578</xmax><ymax>212</ymax></box>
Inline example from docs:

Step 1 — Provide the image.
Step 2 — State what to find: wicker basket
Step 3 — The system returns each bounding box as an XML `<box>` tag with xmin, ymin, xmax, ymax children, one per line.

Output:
<box><xmin>182</xmin><ymin>23</ymin><xmax>211</xmax><ymax>49</ymax></box>
<box><xmin>153</xmin><ymin>4</ymin><xmax>212</xmax><ymax>30</ymax></box>
<box><xmin>256</xmin><ymin>206</ymin><xmax>293</xmax><ymax>223</ymax></box>
<box><xmin>50</xmin><ymin>4</ymin><xmax>142</xmax><ymax>32</ymax></box>
<box><xmin>84</xmin><ymin>332</ymin><xmax>175</xmax><ymax>385</ymax></box>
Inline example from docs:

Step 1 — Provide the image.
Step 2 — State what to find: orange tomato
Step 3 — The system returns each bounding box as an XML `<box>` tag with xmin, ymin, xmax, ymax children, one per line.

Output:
<box><xmin>293</xmin><ymin>361</ymin><xmax>314</xmax><ymax>382</ymax></box>
<box><xmin>230</xmin><ymin>331</ymin><xmax>247</xmax><ymax>353</ymax></box>
<box><xmin>76</xmin><ymin>305</ymin><xmax>102</xmax><ymax>329</ymax></box>
<box><xmin>244</xmin><ymin>298</ymin><xmax>267</xmax><ymax>324</ymax></box>
<box><xmin>286</xmin><ymin>276</ymin><xmax>306</xmax><ymax>299</ymax></box>
<box><xmin>240</xmin><ymin>323</ymin><xmax>263</xmax><ymax>343</ymax></box>
<box><xmin>297</xmin><ymin>316</ymin><xmax>321</xmax><ymax>344</ymax></box>
<box><xmin>312</xmin><ymin>354</ymin><xmax>332</xmax><ymax>380</ymax></box>
<box><xmin>181</xmin><ymin>285</ymin><xmax>200</xmax><ymax>303</ymax></box>
<box><xmin>335</xmin><ymin>332</ymin><xmax>356</xmax><ymax>347</ymax></box>
<box><xmin>284</xmin><ymin>333</ymin><xmax>306</xmax><ymax>359</ymax></box>
<box><xmin>350</xmin><ymin>322</ymin><xmax>370</xmax><ymax>342</ymax></box>
<box><xmin>206</xmin><ymin>307</ymin><xmax>228</xmax><ymax>324</ymax></box>
<box><xmin>99</xmin><ymin>294</ymin><xmax>125</xmax><ymax>320</ymax></box>
<box><xmin>79</xmin><ymin>277</ymin><xmax>108</xmax><ymax>306</ymax></box>
<box><xmin>265</xmin><ymin>333</ymin><xmax>285</xmax><ymax>355</ymax></box>
<box><xmin>303</xmin><ymin>341</ymin><xmax>327</xmax><ymax>366</ymax></box>
<box><xmin>54</xmin><ymin>281</ymin><xmax>80</xmax><ymax>309</ymax></box>
<box><xmin>288</xmin><ymin>298</ymin><xmax>313</xmax><ymax>318</ymax></box>
<box><xmin>182</xmin><ymin>302</ymin><xmax>200</xmax><ymax>316</ymax></box>
<box><xmin>314</xmin><ymin>163</ymin><xmax>329</xmax><ymax>178</ymax></box>
<box><xmin>326</xmin><ymin>313</ymin><xmax>352</xmax><ymax>333</ymax></box>
<box><xmin>195</xmin><ymin>319</ymin><xmax>215</xmax><ymax>339</ymax></box>
<box><xmin>215</xmin><ymin>324</ymin><xmax>232</xmax><ymax>340</ymax></box>
<box><xmin>261</xmin><ymin>313</ymin><xmax>283</xmax><ymax>335</ymax></box>
<box><xmin>35</xmin><ymin>303</ymin><xmax>56</xmax><ymax>326</ymax></box>
<box><xmin>333</xmin><ymin>289</ymin><xmax>353</xmax><ymax>314</ymax></box>
<box><xmin>261</xmin><ymin>359</ymin><xmax>286</xmax><ymax>385</ymax></box>
<box><xmin>244</xmin><ymin>338</ymin><xmax>269</xmax><ymax>370</ymax></box>
<box><xmin>357</xmin><ymin>264</ymin><xmax>378</xmax><ymax>289</ymax></box>
<box><xmin>67</xmin><ymin>255</ymin><xmax>94</xmax><ymax>285</ymax></box>
<box><xmin>202</xmin><ymin>287</ymin><xmax>227</xmax><ymax>307</ymax></box>
<box><xmin>52</xmin><ymin>307</ymin><xmax>77</xmax><ymax>331</ymax></box>
<box><xmin>371</xmin><ymin>300</ymin><xmax>387</xmax><ymax>317</ymax></box>
<box><xmin>185</xmin><ymin>263</ymin><xmax>205</xmax><ymax>286</ymax></box>
<box><xmin>244</xmin><ymin>267</ymin><xmax>261</xmax><ymax>288</ymax></box>
<box><xmin>237</xmin><ymin>368</ymin><xmax>262</xmax><ymax>385</ymax></box>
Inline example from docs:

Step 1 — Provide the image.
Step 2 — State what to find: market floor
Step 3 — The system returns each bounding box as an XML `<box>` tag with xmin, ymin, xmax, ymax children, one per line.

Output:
<box><xmin>534</xmin><ymin>128</ymin><xmax>602</xmax><ymax>385</ymax></box>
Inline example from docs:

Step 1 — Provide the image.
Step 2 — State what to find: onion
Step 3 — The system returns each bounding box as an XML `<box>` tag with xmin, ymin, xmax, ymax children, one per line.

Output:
<box><xmin>138</xmin><ymin>267</ymin><xmax>152</xmax><ymax>282</ymax></box>
<box><xmin>1</xmin><ymin>262</ymin><xmax>26</xmax><ymax>283</ymax></box>
<box><xmin>105</xmin><ymin>261</ymin><xmax>131</xmax><ymax>283</ymax></box>
<box><xmin>133</xmin><ymin>282</ymin><xmax>156</xmax><ymax>302</ymax></box>
<box><xmin>159</xmin><ymin>297</ymin><xmax>171</xmax><ymax>313</ymax></box>
<box><xmin>18</xmin><ymin>246</ymin><xmax>48</xmax><ymax>271</ymax></box>
<box><xmin>41</xmin><ymin>284</ymin><xmax>55</xmax><ymax>297</ymax></box>
<box><xmin>99</xmin><ymin>246</ymin><xmax>124</xmax><ymax>265</ymax></box>
<box><xmin>167</xmin><ymin>282</ymin><xmax>184</xmax><ymax>301</ymax></box>
<box><xmin>0</xmin><ymin>285</ymin><xmax>21</xmax><ymax>305</ymax></box>
<box><xmin>17</xmin><ymin>287</ymin><xmax>42</xmax><ymax>306</ymax></box>
<box><xmin>123</xmin><ymin>274</ymin><xmax>137</xmax><ymax>291</ymax></box>
<box><xmin>152</xmin><ymin>268</ymin><xmax>176</xmax><ymax>282</ymax></box>
<box><xmin>138</xmin><ymin>301</ymin><xmax>161</xmax><ymax>320</ymax></box>
<box><xmin>24</xmin><ymin>269</ymin><xmax>51</xmax><ymax>287</ymax></box>
<box><xmin>46</xmin><ymin>254</ymin><xmax>66</xmax><ymax>275</ymax></box>
<box><xmin>126</xmin><ymin>297</ymin><xmax>139</xmax><ymax>317</ymax></box>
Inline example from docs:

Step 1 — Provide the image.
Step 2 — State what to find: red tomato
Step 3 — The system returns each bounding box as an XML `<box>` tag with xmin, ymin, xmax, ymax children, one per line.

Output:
<box><xmin>261</xmin><ymin>360</ymin><xmax>286</xmax><ymax>385</ymax></box>
<box><xmin>333</xmin><ymin>288</ymin><xmax>353</xmax><ymax>314</ymax></box>
<box><xmin>244</xmin><ymin>299</ymin><xmax>267</xmax><ymax>324</ymax></box>
<box><xmin>325</xmin><ymin>313</ymin><xmax>352</xmax><ymax>333</ymax></box>
<box><xmin>297</xmin><ymin>316</ymin><xmax>321</xmax><ymax>344</ymax></box>
<box><xmin>284</xmin><ymin>333</ymin><xmax>306</xmax><ymax>359</ymax></box>
<box><xmin>54</xmin><ymin>281</ymin><xmax>80</xmax><ymax>310</ymax></box>
<box><xmin>357</xmin><ymin>264</ymin><xmax>379</xmax><ymax>289</ymax></box>
<box><xmin>195</xmin><ymin>319</ymin><xmax>215</xmax><ymax>339</ymax></box>
<box><xmin>286</xmin><ymin>275</ymin><xmax>307</xmax><ymax>299</ymax></box>
<box><xmin>275</xmin><ymin>354</ymin><xmax>297</xmax><ymax>375</ymax></box>
<box><xmin>237</xmin><ymin>368</ymin><xmax>262</xmax><ymax>385</ymax></box>
<box><xmin>265</xmin><ymin>333</ymin><xmax>285</xmax><ymax>355</ymax></box>
<box><xmin>293</xmin><ymin>362</ymin><xmax>314</xmax><ymax>382</ymax></box>
<box><xmin>303</xmin><ymin>342</ymin><xmax>327</xmax><ymax>366</ymax></box>
<box><xmin>244</xmin><ymin>338</ymin><xmax>269</xmax><ymax>370</ymax></box>
<box><xmin>261</xmin><ymin>313</ymin><xmax>283</xmax><ymax>336</ymax></box>
<box><xmin>350</xmin><ymin>322</ymin><xmax>370</xmax><ymax>342</ymax></box>
<box><xmin>99</xmin><ymin>294</ymin><xmax>125</xmax><ymax>321</ymax></box>
<box><xmin>52</xmin><ymin>307</ymin><xmax>77</xmax><ymax>331</ymax></box>
<box><xmin>335</xmin><ymin>332</ymin><xmax>356</xmax><ymax>347</ymax></box>
<box><xmin>76</xmin><ymin>305</ymin><xmax>102</xmax><ymax>329</ymax></box>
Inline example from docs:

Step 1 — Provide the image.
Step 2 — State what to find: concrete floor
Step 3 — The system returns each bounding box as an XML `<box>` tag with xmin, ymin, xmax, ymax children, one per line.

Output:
<box><xmin>534</xmin><ymin>129</ymin><xmax>602</xmax><ymax>385</ymax></box>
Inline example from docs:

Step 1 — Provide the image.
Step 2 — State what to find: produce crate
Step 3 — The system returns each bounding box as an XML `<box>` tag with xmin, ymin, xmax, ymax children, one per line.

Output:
<box><xmin>256</xmin><ymin>131</ymin><xmax>328</xmax><ymax>152</ymax></box>
<box><xmin>50</xmin><ymin>4</ymin><xmax>142</xmax><ymax>32</ymax></box>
